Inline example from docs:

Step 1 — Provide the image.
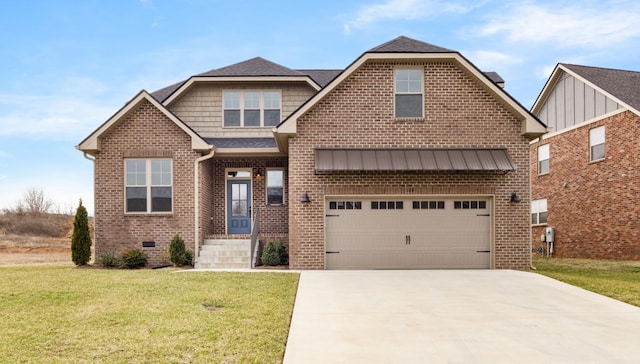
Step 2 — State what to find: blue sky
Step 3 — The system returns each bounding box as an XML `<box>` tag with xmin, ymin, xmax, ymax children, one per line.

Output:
<box><xmin>1</xmin><ymin>0</ymin><xmax>639</xmax><ymax>215</ymax></box>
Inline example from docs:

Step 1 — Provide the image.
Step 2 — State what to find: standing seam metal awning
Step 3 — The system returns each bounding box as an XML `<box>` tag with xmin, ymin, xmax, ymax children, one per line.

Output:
<box><xmin>315</xmin><ymin>149</ymin><xmax>516</xmax><ymax>172</ymax></box>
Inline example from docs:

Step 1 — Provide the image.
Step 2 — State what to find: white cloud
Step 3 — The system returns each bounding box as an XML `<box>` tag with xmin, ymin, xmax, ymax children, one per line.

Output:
<box><xmin>478</xmin><ymin>2</ymin><xmax>640</xmax><ymax>48</ymax></box>
<box><xmin>344</xmin><ymin>0</ymin><xmax>478</xmax><ymax>33</ymax></box>
<box><xmin>464</xmin><ymin>50</ymin><xmax>523</xmax><ymax>71</ymax></box>
<box><xmin>0</xmin><ymin>93</ymin><xmax>116</xmax><ymax>139</ymax></box>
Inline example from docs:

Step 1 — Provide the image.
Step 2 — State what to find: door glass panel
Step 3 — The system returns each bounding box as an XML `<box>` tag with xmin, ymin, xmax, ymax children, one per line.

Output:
<box><xmin>231</xmin><ymin>183</ymin><xmax>248</xmax><ymax>217</ymax></box>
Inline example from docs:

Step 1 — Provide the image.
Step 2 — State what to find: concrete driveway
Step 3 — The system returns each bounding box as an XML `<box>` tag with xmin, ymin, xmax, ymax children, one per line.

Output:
<box><xmin>283</xmin><ymin>270</ymin><xmax>640</xmax><ymax>364</ymax></box>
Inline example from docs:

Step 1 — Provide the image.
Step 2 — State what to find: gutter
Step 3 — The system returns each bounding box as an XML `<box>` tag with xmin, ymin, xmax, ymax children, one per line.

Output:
<box><xmin>194</xmin><ymin>148</ymin><xmax>216</xmax><ymax>263</ymax></box>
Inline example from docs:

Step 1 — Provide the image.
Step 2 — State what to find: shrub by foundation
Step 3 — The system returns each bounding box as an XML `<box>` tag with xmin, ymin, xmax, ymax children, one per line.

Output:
<box><xmin>97</xmin><ymin>251</ymin><xmax>119</xmax><ymax>268</ymax></box>
<box><xmin>120</xmin><ymin>249</ymin><xmax>148</xmax><ymax>269</ymax></box>
<box><xmin>169</xmin><ymin>233</ymin><xmax>193</xmax><ymax>266</ymax></box>
<box><xmin>261</xmin><ymin>242</ymin><xmax>288</xmax><ymax>266</ymax></box>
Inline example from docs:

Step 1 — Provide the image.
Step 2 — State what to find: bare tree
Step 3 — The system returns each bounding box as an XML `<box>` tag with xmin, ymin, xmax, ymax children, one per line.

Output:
<box><xmin>15</xmin><ymin>188</ymin><xmax>53</xmax><ymax>214</ymax></box>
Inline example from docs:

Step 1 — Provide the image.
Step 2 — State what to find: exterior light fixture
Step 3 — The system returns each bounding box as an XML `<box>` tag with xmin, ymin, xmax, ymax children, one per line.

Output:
<box><xmin>301</xmin><ymin>192</ymin><xmax>311</xmax><ymax>203</ymax></box>
<box><xmin>510</xmin><ymin>192</ymin><xmax>521</xmax><ymax>203</ymax></box>
<box><xmin>255</xmin><ymin>170</ymin><xmax>263</xmax><ymax>180</ymax></box>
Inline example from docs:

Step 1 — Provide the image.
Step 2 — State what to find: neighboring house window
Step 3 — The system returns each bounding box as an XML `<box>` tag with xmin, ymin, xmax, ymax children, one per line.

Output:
<box><xmin>589</xmin><ymin>126</ymin><xmax>605</xmax><ymax>161</ymax></box>
<box><xmin>538</xmin><ymin>144</ymin><xmax>549</xmax><ymax>174</ymax></box>
<box><xmin>394</xmin><ymin>68</ymin><xmax>423</xmax><ymax>118</ymax></box>
<box><xmin>223</xmin><ymin>91</ymin><xmax>281</xmax><ymax>127</ymax></box>
<box><xmin>266</xmin><ymin>169</ymin><xmax>284</xmax><ymax>205</ymax></box>
<box><xmin>125</xmin><ymin>159</ymin><xmax>172</xmax><ymax>213</ymax></box>
<box><xmin>531</xmin><ymin>199</ymin><xmax>547</xmax><ymax>225</ymax></box>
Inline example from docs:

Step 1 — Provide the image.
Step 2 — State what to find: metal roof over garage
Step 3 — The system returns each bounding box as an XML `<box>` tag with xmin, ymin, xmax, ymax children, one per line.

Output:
<box><xmin>315</xmin><ymin>149</ymin><xmax>516</xmax><ymax>172</ymax></box>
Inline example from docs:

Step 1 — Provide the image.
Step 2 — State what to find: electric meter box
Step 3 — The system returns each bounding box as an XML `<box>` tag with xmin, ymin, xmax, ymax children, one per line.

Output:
<box><xmin>545</xmin><ymin>227</ymin><xmax>554</xmax><ymax>244</ymax></box>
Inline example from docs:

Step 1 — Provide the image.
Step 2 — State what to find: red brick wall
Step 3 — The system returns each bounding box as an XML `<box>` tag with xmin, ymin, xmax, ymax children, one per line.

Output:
<box><xmin>288</xmin><ymin>60</ymin><xmax>533</xmax><ymax>269</ymax></box>
<box><xmin>208</xmin><ymin>157</ymin><xmax>289</xmax><ymax>238</ymax></box>
<box><xmin>94</xmin><ymin>99</ymin><xmax>200</xmax><ymax>265</ymax></box>
<box><xmin>530</xmin><ymin>110</ymin><xmax>640</xmax><ymax>259</ymax></box>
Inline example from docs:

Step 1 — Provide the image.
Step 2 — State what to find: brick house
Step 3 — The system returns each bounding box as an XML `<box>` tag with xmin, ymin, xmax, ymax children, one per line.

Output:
<box><xmin>78</xmin><ymin>36</ymin><xmax>546</xmax><ymax>269</ymax></box>
<box><xmin>530</xmin><ymin>64</ymin><xmax>640</xmax><ymax>259</ymax></box>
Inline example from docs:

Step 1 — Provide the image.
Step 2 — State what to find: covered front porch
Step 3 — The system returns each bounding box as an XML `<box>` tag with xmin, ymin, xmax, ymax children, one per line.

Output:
<box><xmin>195</xmin><ymin>154</ymin><xmax>289</xmax><ymax>269</ymax></box>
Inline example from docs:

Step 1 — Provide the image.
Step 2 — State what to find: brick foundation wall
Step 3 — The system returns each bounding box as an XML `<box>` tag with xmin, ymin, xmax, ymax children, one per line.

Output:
<box><xmin>94</xmin><ymin>99</ymin><xmax>200</xmax><ymax>266</ymax></box>
<box><xmin>288</xmin><ymin>60</ymin><xmax>533</xmax><ymax>269</ymax></box>
<box><xmin>530</xmin><ymin>111</ymin><xmax>640</xmax><ymax>259</ymax></box>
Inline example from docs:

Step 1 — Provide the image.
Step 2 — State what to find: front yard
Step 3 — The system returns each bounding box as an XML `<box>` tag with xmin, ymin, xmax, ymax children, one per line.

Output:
<box><xmin>0</xmin><ymin>264</ymin><xmax>298</xmax><ymax>363</ymax></box>
<box><xmin>533</xmin><ymin>256</ymin><xmax>640</xmax><ymax>307</ymax></box>
<box><xmin>2</xmin><ymin>257</ymin><xmax>639</xmax><ymax>363</ymax></box>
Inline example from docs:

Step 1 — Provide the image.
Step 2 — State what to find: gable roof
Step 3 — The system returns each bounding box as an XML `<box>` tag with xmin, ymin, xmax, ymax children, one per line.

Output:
<box><xmin>275</xmin><ymin>36</ymin><xmax>546</xmax><ymax>151</ymax></box>
<box><xmin>160</xmin><ymin>57</ymin><xmax>323</xmax><ymax>105</ymax></box>
<box><xmin>77</xmin><ymin>90</ymin><xmax>211</xmax><ymax>155</ymax></box>
<box><xmin>197</xmin><ymin>57</ymin><xmax>305</xmax><ymax>77</ymax></box>
<box><xmin>532</xmin><ymin>63</ymin><xmax>640</xmax><ymax>118</ymax></box>
<box><xmin>367</xmin><ymin>35</ymin><xmax>455</xmax><ymax>53</ymax></box>
<box><xmin>562</xmin><ymin>64</ymin><xmax>640</xmax><ymax>113</ymax></box>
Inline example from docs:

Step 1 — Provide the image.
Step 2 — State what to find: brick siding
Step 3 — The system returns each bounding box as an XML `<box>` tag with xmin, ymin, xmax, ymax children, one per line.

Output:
<box><xmin>288</xmin><ymin>60</ymin><xmax>533</xmax><ymax>269</ymax></box>
<box><xmin>94</xmin><ymin>99</ymin><xmax>200</xmax><ymax>265</ymax></box>
<box><xmin>530</xmin><ymin>110</ymin><xmax>640</xmax><ymax>259</ymax></box>
<box><xmin>208</xmin><ymin>157</ymin><xmax>289</xmax><ymax>239</ymax></box>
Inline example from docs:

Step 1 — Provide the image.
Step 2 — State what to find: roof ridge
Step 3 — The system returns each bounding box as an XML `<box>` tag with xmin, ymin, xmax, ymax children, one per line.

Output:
<box><xmin>366</xmin><ymin>35</ymin><xmax>455</xmax><ymax>53</ymax></box>
<box><xmin>197</xmin><ymin>56</ymin><xmax>305</xmax><ymax>77</ymax></box>
<box><xmin>562</xmin><ymin>63</ymin><xmax>640</xmax><ymax>75</ymax></box>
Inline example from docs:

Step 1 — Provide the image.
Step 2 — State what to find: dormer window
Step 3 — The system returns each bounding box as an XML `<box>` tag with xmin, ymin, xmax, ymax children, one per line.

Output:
<box><xmin>223</xmin><ymin>90</ymin><xmax>281</xmax><ymax>127</ymax></box>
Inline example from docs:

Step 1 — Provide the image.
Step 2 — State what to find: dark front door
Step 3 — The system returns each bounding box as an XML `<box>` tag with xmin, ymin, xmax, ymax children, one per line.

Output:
<box><xmin>227</xmin><ymin>180</ymin><xmax>251</xmax><ymax>234</ymax></box>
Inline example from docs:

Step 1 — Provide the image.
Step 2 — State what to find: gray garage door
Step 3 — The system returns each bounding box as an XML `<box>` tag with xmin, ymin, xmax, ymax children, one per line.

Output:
<box><xmin>325</xmin><ymin>197</ymin><xmax>491</xmax><ymax>269</ymax></box>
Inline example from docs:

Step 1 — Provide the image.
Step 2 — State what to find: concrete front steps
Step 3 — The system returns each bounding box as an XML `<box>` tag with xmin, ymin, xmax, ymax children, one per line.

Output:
<box><xmin>194</xmin><ymin>239</ymin><xmax>251</xmax><ymax>269</ymax></box>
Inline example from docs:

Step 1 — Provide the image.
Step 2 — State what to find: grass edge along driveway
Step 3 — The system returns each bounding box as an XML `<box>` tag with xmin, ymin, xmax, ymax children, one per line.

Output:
<box><xmin>0</xmin><ymin>264</ymin><xmax>299</xmax><ymax>364</ymax></box>
<box><xmin>533</xmin><ymin>256</ymin><xmax>640</xmax><ymax>308</ymax></box>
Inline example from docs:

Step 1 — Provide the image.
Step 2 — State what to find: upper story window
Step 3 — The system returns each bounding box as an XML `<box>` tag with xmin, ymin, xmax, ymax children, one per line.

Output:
<box><xmin>223</xmin><ymin>90</ymin><xmax>281</xmax><ymax>127</ymax></box>
<box><xmin>531</xmin><ymin>199</ymin><xmax>547</xmax><ymax>225</ymax></box>
<box><xmin>589</xmin><ymin>126</ymin><xmax>605</xmax><ymax>162</ymax></box>
<box><xmin>538</xmin><ymin>144</ymin><xmax>549</xmax><ymax>174</ymax></box>
<box><xmin>394</xmin><ymin>68</ymin><xmax>423</xmax><ymax>118</ymax></box>
<box><xmin>125</xmin><ymin>159</ymin><xmax>172</xmax><ymax>213</ymax></box>
<box><xmin>266</xmin><ymin>169</ymin><xmax>284</xmax><ymax>205</ymax></box>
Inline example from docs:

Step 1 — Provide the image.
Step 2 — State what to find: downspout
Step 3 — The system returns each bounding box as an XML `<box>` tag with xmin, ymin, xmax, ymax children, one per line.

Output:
<box><xmin>81</xmin><ymin>150</ymin><xmax>96</xmax><ymax>258</ymax></box>
<box><xmin>194</xmin><ymin>148</ymin><xmax>215</xmax><ymax>264</ymax></box>
<box><xmin>82</xmin><ymin>151</ymin><xmax>95</xmax><ymax>162</ymax></box>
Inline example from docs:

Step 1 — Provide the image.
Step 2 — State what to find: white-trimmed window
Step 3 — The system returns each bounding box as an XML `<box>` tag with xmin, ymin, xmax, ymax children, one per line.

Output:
<box><xmin>531</xmin><ymin>199</ymin><xmax>547</xmax><ymax>225</ymax></box>
<box><xmin>266</xmin><ymin>169</ymin><xmax>284</xmax><ymax>205</ymax></box>
<box><xmin>223</xmin><ymin>91</ymin><xmax>281</xmax><ymax>127</ymax></box>
<box><xmin>125</xmin><ymin>159</ymin><xmax>172</xmax><ymax>213</ymax></box>
<box><xmin>538</xmin><ymin>144</ymin><xmax>549</xmax><ymax>174</ymax></box>
<box><xmin>394</xmin><ymin>68</ymin><xmax>423</xmax><ymax>118</ymax></box>
<box><xmin>589</xmin><ymin>126</ymin><xmax>605</xmax><ymax>161</ymax></box>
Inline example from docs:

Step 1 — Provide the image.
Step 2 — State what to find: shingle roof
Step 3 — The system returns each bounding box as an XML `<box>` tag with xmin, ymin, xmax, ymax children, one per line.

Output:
<box><xmin>197</xmin><ymin>57</ymin><xmax>305</xmax><ymax>77</ymax></box>
<box><xmin>367</xmin><ymin>36</ymin><xmax>454</xmax><ymax>53</ymax></box>
<box><xmin>483</xmin><ymin>72</ymin><xmax>505</xmax><ymax>86</ymax></box>
<box><xmin>562</xmin><ymin>64</ymin><xmax>640</xmax><ymax>112</ymax></box>
<box><xmin>204</xmin><ymin>137</ymin><xmax>276</xmax><ymax>149</ymax></box>
<box><xmin>151</xmin><ymin>80</ymin><xmax>187</xmax><ymax>103</ymax></box>
<box><xmin>297</xmin><ymin>69</ymin><xmax>343</xmax><ymax>88</ymax></box>
<box><xmin>150</xmin><ymin>58</ymin><xmax>337</xmax><ymax>103</ymax></box>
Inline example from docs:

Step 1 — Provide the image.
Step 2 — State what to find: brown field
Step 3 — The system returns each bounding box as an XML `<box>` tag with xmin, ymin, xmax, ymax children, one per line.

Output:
<box><xmin>0</xmin><ymin>212</ymin><xmax>90</xmax><ymax>266</ymax></box>
<box><xmin>0</xmin><ymin>234</ymin><xmax>72</xmax><ymax>265</ymax></box>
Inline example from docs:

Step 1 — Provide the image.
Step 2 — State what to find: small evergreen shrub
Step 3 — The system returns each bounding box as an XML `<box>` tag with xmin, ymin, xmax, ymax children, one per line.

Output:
<box><xmin>168</xmin><ymin>233</ymin><xmax>193</xmax><ymax>266</ymax></box>
<box><xmin>261</xmin><ymin>241</ymin><xmax>288</xmax><ymax>266</ymax></box>
<box><xmin>120</xmin><ymin>249</ymin><xmax>148</xmax><ymax>269</ymax></box>
<box><xmin>97</xmin><ymin>251</ymin><xmax>119</xmax><ymax>267</ymax></box>
<box><xmin>276</xmin><ymin>242</ymin><xmax>288</xmax><ymax>265</ymax></box>
<box><xmin>71</xmin><ymin>200</ymin><xmax>92</xmax><ymax>266</ymax></box>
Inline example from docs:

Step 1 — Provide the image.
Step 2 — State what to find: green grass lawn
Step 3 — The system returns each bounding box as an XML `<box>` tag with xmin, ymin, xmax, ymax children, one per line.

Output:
<box><xmin>0</xmin><ymin>264</ymin><xmax>299</xmax><ymax>363</ymax></box>
<box><xmin>532</xmin><ymin>256</ymin><xmax>640</xmax><ymax>307</ymax></box>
